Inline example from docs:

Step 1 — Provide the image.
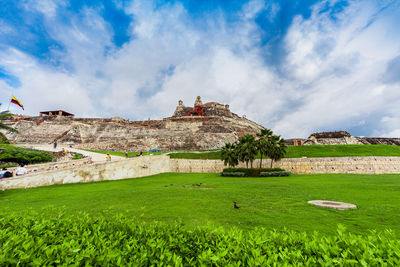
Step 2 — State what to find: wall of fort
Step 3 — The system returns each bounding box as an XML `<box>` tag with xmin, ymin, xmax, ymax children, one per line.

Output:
<box><xmin>170</xmin><ymin>157</ymin><xmax>400</xmax><ymax>174</ymax></box>
<box><xmin>0</xmin><ymin>155</ymin><xmax>170</xmax><ymax>190</ymax></box>
<box><xmin>2</xmin><ymin>155</ymin><xmax>400</xmax><ymax>190</ymax></box>
<box><xmin>3</xmin><ymin>114</ymin><xmax>263</xmax><ymax>151</ymax></box>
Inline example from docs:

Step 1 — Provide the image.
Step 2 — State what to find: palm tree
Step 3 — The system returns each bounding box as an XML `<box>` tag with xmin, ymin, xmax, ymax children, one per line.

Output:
<box><xmin>267</xmin><ymin>135</ymin><xmax>287</xmax><ymax>168</ymax></box>
<box><xmin>256</xmin><ymin>128</ymin><xmax>273</xmax><ymax>168</ymax></box>
<box><xmin>220</xmin><ymin>142</ymin><xmax>239</xmax><ymax>167</ymax></box>
<box><xmin>0</xmin><ymin>107</ymin><xmax>17</xmax><ymax>133</ymax></box>
<box><xmin>237</xmin><ymin>134</ymin><xmax>258</xmax><ymax>168</ymax></box>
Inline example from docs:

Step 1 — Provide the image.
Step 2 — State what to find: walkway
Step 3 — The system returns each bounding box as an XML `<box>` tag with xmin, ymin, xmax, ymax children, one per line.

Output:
<box><xmin>16</xmin><ymin>144</ymin><xmax>126</xmax><ymax>163</ymax></box>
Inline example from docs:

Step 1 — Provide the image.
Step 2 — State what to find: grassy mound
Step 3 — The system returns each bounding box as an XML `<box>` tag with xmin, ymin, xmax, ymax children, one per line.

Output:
<box><xmin>1</xmin><ymin>212</ymin><xmax>399</xmax><ymax>265</ymax></box>
<box><xmin>169</xmin><ymin>144</ymin><xmax>400</xmax><ymax>159</ymax></box>
<box><xmin>0</xmin><ymin>144</ymin><xmax>54</xmax><ymax>165</ymax></box>
<box><xmin>2</xmin><ymin>173</ymin><xmax>400</xmax><ymax>235</ymax></box>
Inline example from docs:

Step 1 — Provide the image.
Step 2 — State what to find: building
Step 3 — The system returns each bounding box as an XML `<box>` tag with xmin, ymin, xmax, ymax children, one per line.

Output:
<box><xmin>39</xmin><ymin>110</ymin><xmax>74</xmax><ymax>118</ymax></box>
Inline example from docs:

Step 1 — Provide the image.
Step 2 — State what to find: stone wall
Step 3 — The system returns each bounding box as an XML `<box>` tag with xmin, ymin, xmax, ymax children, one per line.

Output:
<box><xmin>7</xmin><ymin>157</ymin><xmax>92</xmax><ymax>174</ymax></box>
<box><xmin>170</xmin><ymin>157</ymin><xmax>400</xmax><ymax>174</ymax></box>
<box><xmin>3</xmin><ymin>156</ymin><xmax>400</xmax><ymax>190</ymax></box>
<box><xmin>0</xmin><ymin>155</ymin><xmax>170</xmax><ymax>190</ymax></box>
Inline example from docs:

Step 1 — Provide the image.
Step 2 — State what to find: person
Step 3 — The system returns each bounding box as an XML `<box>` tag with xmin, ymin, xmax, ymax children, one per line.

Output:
<box><xmin>15</xmin><ymin>164</ymin><xmax>28</xmax><ymax>176</ymax></box>
<box><xmin>139</xmin><ymin>151</ymin><xmax>143</xmax><ymax>157</ymax></box>
<box><xmin>106</xmin><ymin>153</ymin><xmax>111</xmax><ymax>162</ymax></box>
<box><xmin>0</xmin><ymin>168</ymin><xmax>12</xmax><ymax>178</ymax></box>
<box><xmin>53</xmin><ymin>141</ymin><xmax>57</xmax><ymax>149</ymax></box>
<box><xmin>125</xmin><ymin>152</ymin><xmax>128</xmax><ymax>158</ymax></box>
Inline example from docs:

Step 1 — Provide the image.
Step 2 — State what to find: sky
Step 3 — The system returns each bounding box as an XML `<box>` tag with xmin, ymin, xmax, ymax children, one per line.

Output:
<box><xmin>0</xmin><ymin>0</ymin><xmax>399</xmax><ymax>138</ymax></box>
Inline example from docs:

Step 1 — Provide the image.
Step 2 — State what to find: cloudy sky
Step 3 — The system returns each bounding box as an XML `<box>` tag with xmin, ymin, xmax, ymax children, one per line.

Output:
<box><xmin>0</xmin><ymin>0</ymin><xmax>399</xmax><ymax>138</ymax></box>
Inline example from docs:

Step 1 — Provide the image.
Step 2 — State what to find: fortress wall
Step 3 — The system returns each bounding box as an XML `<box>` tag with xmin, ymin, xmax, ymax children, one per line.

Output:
<box><xmin>6</xmin><ymin>157</ymin><xmax>92</xmax><ymax>174</ymax></box>
<box><xmin>170</xmin><ymin>157</ymin><xmax>400</xmax><ymax>174</ymax></box>
<box><xmin>3</xmin><ymin>156</ymin><xmax>400</xmax><ymax>190</ymax></box>
<box><xmin>0</xmin><ymin>155</ymin><xmax>170</xmax><ymax>190</ymax></box>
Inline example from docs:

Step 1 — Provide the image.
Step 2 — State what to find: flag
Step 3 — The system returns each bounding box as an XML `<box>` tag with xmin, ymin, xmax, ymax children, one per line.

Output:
<box><xmin>11</xmin><ymin>96</ymin><xmax>24</xmax><ymax>110</ymax></box>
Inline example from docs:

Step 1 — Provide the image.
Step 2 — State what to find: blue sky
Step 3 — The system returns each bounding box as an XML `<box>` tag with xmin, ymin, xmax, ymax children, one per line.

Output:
<box><xmin>0</xmin><ymin>0</ymin><xmax>399</xmax><ymax>138</ymax></box>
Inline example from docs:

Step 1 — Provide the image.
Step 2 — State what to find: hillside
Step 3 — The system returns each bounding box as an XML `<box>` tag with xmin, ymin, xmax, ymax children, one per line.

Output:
<box><xmin>2</xmin><ymin>97</ymin><xmax>263</xmax><ymax>151</ymax></box>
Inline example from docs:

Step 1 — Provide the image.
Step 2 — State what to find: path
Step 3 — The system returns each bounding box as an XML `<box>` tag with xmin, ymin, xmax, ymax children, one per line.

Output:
<box><xmin>16</xmin><ymin>144</ymin><xmax>126</xmax><ymax>163</ymax></box>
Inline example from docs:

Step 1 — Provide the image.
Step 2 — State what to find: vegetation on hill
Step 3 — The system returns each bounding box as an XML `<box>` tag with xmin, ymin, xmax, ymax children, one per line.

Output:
<box><xmin>0</xmin><ymin>109</ymin><xmax>17</xmax><ymax>134</ymax></box>
<box><xmin>2</xmin><ymin>173</ymin><xmax>400</xmax><ymax>235</ymax></box>
<box><xmin>84</xmin><ymin>149</ymin><xmax>164</xmax><ymax>158</ymax></box>
<box><xmin>0</xmin><ymin>144</ymin><xmax>54</xmax><ymax>164</ymax></box>
<box><xmin>169</xmin><ymin>144</ymin><xmax>400</xmax><ymax>159</ymax></box>
<box><xmin>0</xmin><ymin>212</ymin><xmax>398</xmax><ymax>265</ymax></box>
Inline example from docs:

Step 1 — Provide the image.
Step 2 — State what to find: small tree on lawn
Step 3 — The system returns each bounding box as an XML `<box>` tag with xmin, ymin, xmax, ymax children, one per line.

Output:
<box><xmin>220</xmin><ymin>142</ymin><xmax>239</xmax><ymax>167</ymax></box>
<box><xmin>267</xmin><ymin>135</ymin><xmax>287</xmax><ymax>168</ymax></box>
<box><xmin>237</xmin><ymin>134</ymin><xmax>258</xmax><ymax>168</ymax></box>
<box><xmin>256</xmin><ymin>128</ymin><xmax>273</xmax><ymax>168</ymax></box>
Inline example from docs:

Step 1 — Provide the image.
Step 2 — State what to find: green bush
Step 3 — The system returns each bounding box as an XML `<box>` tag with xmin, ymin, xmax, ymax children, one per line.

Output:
<box><xmin>72</xmin><ymin>153</ymin><xmax>84</xmax><ymax>160</ymax></box>
<box><xmin>260</xmin><ymin>171</ymin><xmax>291</xmax><ymax>177</ymax></box>
<box><xmin>222</xmin><ymin>167</ymin><xmax>284</xmax><ymax>177</ymax></box>
<box><xmin>221</xmin><ymin>172</ymin><xmax>245</xmax><ymax>177</ymax></box>
<box><xmin>0</xmin><ymin>212</ymin><xmax>399</xmax><ymax>266</ymax></box>
<box><xmin>0</xmin><ymin>145</ymin><xmax>54</xmax><ymax>164</ymax></box>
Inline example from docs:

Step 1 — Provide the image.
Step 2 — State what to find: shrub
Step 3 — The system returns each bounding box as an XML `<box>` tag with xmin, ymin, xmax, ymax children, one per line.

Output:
<box><xmin>222</xmin><ymin>167</ymin><xmax>284</xmax><ymax>177</ymax></box>
<box><xmin>221</xmin><ymin>172</ymin><xmax>245</xmax><ymax>177</ymax></box>
<box><xmin>72</xmin><ymin>153</ymin><xmax>84</xmax><ymax>160</ymax></box>
<box><xmin>260</xmin><ymin>171</ymin><xmax>291</xmax><ymax>177</ymax></box>
<box><xmin>0</xmin><ymin>145</ymin><xmax>54</xmax><ymax>164</ymax></box>
<box><xmin>0</xmin><ymin>212</ymin><xmax>399</xmax><ymax>266</ymax></box>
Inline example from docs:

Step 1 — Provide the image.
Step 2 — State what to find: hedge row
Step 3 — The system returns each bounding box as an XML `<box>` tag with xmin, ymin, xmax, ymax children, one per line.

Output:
<box><xmin>222</xmin><ymin>167</ymin><xmax>287</xmax><ymax>177</ymax></box>
<box><xmin>221</xmin><ymin>172</ymin><xmax>246</xmax><ymax>177</ymax></box>
<box><xmin>260</xmin><ymin>171</ymin><xmax>291</xmax><ymax>177</ymax></box>
<box><xmin>0</xmin><ymin>212</ymin><xmax>399</xmax><ymax>266</ymax></box>
<box><xmin>0</xmin><ymin>144</ymin><xmax>54</xmax><ymax>165</ymax></box>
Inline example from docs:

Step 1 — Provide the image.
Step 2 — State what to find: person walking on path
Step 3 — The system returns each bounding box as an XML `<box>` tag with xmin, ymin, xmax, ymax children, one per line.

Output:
<box><xmin>106</xmin><ymin>153</ymin><xmax>111</xmax><ymax>162</ymax></box>
<box><xmin>53</xmin><ymin>142</ymin><xmax>57</xmax><ymax>150</ymax></box>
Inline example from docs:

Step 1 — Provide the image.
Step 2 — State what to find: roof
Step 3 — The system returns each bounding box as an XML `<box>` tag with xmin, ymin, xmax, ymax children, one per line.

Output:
<box><xmin>40</xmin><ymin>110</ymin><xmax>74</xmax><ymax>116</ymax></box>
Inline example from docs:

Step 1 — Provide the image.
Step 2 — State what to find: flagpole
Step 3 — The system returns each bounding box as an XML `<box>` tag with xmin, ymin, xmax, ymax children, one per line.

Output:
<box><xmin>7</xmin><ymin>90</ymin><xmax>13</xmax><ymax>111</ymax></box>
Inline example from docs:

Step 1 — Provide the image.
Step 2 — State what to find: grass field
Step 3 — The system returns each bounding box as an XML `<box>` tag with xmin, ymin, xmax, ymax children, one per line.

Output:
<box><xmin>168</xmin><ymin>144</ymin><xmax>400</xmax><ymax>159</ymax></box>
<box><xmin>83</xmin><ymin>149</ymin><xmax>165</xmax><ymax>158</ymax></box>
<box><xmin>1</xmin><ymin>173</ymin><xmax>400</xmax><ymax>235</ymax></box>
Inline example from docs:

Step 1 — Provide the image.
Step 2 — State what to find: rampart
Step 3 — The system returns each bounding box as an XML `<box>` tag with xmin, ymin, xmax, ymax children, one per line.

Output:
<box><xmin>170</xmin><ymin>157</ymin><xmax>400</xmax><ymax>174</ymax></box>
<box><xmin>2</xmin><ymin>156</ymin><xmax>400</xmax><ymax>190</ymax></box>
<box><xmin>0</xmin><ymin>155</ymin><xmax>170</xmax><ymax>190</ymax></box>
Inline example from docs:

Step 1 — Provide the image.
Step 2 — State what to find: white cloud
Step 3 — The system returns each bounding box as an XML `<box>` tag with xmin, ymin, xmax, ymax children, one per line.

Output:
<box><xmin>1</xmin><ymin>0</ymin><xmax>400</xmax><ymax>139</ymax></box>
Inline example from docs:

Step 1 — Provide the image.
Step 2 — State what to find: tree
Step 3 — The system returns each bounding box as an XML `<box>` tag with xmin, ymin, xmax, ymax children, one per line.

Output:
<box><xmin>0</xmin><ymin>105</ymin><xmax>17</xmax><ymax>133</ymax></box>
<box><xmin>220</xmin><ymin>142</ymin><xmax>239</xmax><ymax>167</ymax></box>
<box><xmin>256</xmin><ymin>128</ymin><xmax>273</xmax><ymax>168</ymax></box>
<box><xmin>266</xmin><ymin>135</ymin><xmax>287</xmax><ymax>168</ymax></box>
<box><xmin>237</xmin><ymin>134</ymin><xmax>258</xmax><ymax>168</ymax></box>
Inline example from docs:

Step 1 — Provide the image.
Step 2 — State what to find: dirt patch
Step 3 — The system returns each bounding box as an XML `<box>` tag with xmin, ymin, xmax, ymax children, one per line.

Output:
<box><xmin>308</xmin><ymin>200</ymin><xmax>357</xmax><ymax>210</ymax></box>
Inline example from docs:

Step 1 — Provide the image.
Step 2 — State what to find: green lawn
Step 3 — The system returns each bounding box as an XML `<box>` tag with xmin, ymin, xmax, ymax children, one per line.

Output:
<box><xmin>169</xmin><ymin>144</ymin><xmax>400</xmax><ymax>159</ymax></box>
<box><xmin>83</xmin><ymin>149</ymin><xmax>165</xmax><ymax>158</ymax></box>
<box><xmin>1</xmin><ymin>173</ymin><xmax>400</xmax><ymax>235</ymax></box>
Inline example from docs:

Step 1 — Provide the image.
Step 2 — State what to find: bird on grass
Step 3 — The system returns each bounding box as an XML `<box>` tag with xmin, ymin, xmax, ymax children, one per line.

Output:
<box><xmin>233</xmin><ymin>201</ymin><xmax>240</xmax><ymax>209</ymax></box>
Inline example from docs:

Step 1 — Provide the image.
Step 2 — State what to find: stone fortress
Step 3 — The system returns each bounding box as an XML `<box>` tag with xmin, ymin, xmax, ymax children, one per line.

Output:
<box><xmin>3</xmin><ymin>96</ymin><xmax>264</xmax><ymax>151</ymax></box>
<box><xmin>302</xmin><ymin>131</ymin><xmax>400</xmax><ymax>146</ymax></box>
